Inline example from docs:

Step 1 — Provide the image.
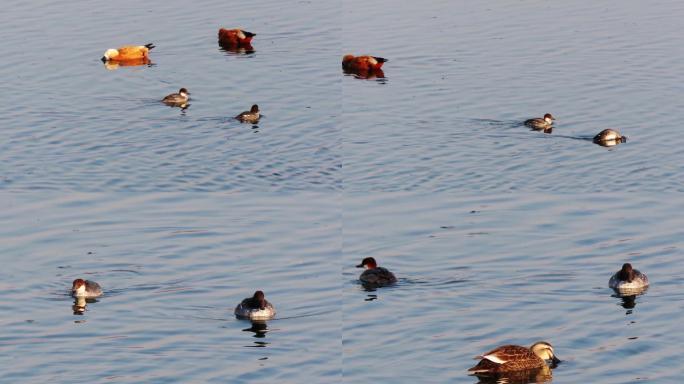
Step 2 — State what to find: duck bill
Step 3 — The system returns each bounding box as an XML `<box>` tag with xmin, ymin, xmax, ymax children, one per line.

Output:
<box><xmin>355</xmin><ymin>263</ymin><xmax>364</xmax><ymax>268</ymax></box>
<box><xmin>101</xmin><ymin>56</ymin><xmax>107</xmax><ymax>63</ymax></box>
<box><xmin>551</xmin><ymin>355</ymin><xmax>561</xmax><ymax>366</ymax></box>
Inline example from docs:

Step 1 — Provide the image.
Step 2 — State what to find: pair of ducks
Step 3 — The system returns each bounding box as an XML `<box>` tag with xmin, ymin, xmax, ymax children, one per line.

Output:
<box><xmin>525</xmin><ymin>113</ymin><xmax>627</xmax><ymax>146</ymax></box>
<box><xmin>71</xmin><ymin>279</ymin><xmax>275</xmax><ymax>320</ymax></box>
<box><xmin>161</xmin><ymin>88</ymin><xmax>260</xmax><ymax>123</ymax></box>
<box><xmin>355</xmin><ymin>260</ymin><xmax>648</xmax><ymax>374</ymax></box>
<box><xmin>100</xmin><ymin>28</ymin><xmax>255</xmax><ymax>62</ymax></box>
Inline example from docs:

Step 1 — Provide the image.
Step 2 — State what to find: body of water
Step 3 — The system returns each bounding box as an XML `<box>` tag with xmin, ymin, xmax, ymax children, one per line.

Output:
<box><xmin>0</xmin><ymin>194</ymin><xmax>340</xmax><ymax>383</ymax></box>
<box><xmin>344</xmin><ymin>192</ymin><xmax>683</xmax><ymax>383</ymax></box>
<box><xmin>2</xmin><ymin>0</ymin><xmax>340</xmax><ymax>191</ymax></box>
<box><xmin>342</xmin><ymin>0</ymin><xmax>684</xmax><ymax>192</ymax></box>
<box><xmin>2</xmin><ymin>0</ymin><xmax>683</xmax><ymax>382</ymax></box>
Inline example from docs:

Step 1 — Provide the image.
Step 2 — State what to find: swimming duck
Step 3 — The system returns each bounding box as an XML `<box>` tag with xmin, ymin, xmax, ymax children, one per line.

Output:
<box><xmin>469</xmin><ymin>341</ymin><xmax>560</xmax><ymax>373</ymax></box>
<box><xmin>218</xmin><ymin>28</ymin><xmax>256</xmax><ymax>46</ymax></box>
<box><xmin>71</xmin><ymin>279</ymin><xmax>102</xmax><ymax>298</ymax></box>
<box><xmin>342</xmin><ymin>55</ymin><xmax>388</xmax><ymax>72</ymax></box>
<box><xmin>356</xmin><ymin>257</ymin><xmax>397</xmax><ymax>286</ymax></box>
<box><xmin>235</xmin><ymin>104</ymin><xmax>260</xmax><ymax>123</ymax></box>
<box><xmin>593</xmin><ymin>129</ymin><xmax>626</xmax><ymax>146</ymax></box>
<box><xmin>101</xmin><ymin>44</ymin><xmax>155</xmax><ymax>62</ymax></box>
<box><xmin>162</xmin><ymin>88</ymin><xmax>190</xmax><ymax>105</ymax></box>
<box><xmin>524</xmin><ymin>113</ymin><xmax>555</xmax><ymax>131</ymax></box>
<box><xmin>609</xmin><ymin>263</ymin><xmax>648</xmax><ymax>291</ymax></box>
<box><xmin>234</xmin><ymin>290</ymin><xmax>276</xmax><ymax>320</ymax></box>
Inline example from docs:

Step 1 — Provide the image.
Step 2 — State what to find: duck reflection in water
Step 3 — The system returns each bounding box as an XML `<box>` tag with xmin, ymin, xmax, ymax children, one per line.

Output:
<box><xmin>472</xmin><ymin>365</ymin><xmax>553</xmax><ymax>384</ymax></box>
<box><xmin>102</xmin><ymin>57</ymin><xmax>153</xmax><ymax>70</ymax></box>
<box><xmin>343</xmin><ymin>67</ymin><xmax>385</xmax><ymax>80</ymax></box>
<box><xmin>219</xmin><ymin>42</ymin><xmax>255</xmax><ymax>54</ymax></box>
<box><xmin>611</xmin><ymin>286</ymin><xmax>648</xmax><ymax>313</ymax></box>
<box><xmin>615</xmin><ymin>293</ymin><xmax>637</xmax><ymax>311</ymax></box>
<box><xmin>242</xmin><ymin>320</ymin><xmax>270</xmax><ymax>339</ymax></box>
<box><xmin>72</xmin><ymin>296</ymin><xmax>100</xmax><ymax>315</ymax></box>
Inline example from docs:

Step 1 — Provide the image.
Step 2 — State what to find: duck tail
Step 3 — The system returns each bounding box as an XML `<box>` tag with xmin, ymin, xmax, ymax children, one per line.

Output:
<box><xmin>373</xmin><ymin>56</ymin><xmax>388</xmax><ymax>69</ymax></box>
<box><xmin>145</xmin><ymin>43</ymin><xmax>156</xmax><ymax>50</ymax></box>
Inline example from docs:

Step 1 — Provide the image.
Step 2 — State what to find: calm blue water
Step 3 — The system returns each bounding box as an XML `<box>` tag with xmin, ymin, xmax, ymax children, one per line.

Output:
<box><xmin>343</xmin><ymin>193</ymin><xmax>684</xmax><ymax>383</ymax></box>
<box><xmin>1</xmin><ymin>0</ymin><xmax>683</xmax><ymax>382</ymax></box>
<box><xmin>0</xmin><ymin>193</ymin><xmax>340</xmax><ymax>383</ymax></box>
<box><xmin>342</xmin><ymin>0</ymin><xmax>684</xmax><ymax>192</ymax></box>
<box><xmin>2</xmin><ymin>0</ymin><xmax>340</xmax><ymax>191</ymax></box>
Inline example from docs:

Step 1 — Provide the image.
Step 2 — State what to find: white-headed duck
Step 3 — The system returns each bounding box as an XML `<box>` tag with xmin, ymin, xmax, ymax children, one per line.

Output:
<box><xmin>234</xmin><ymin>290</ymin><xmax>276</xmax><ymax>320</ymax></box>
<box><xmin>609</xmin><ymin>263</ymin><xmax>648</xmax><ymax>292</ymax></box>
<box><xmin>162</xmin><ymin>88</ymin><xmax>190</xmax><ymax>105</ymax></box>
<box><xmin>524</xmin><ymin>113</ymin><xmax>555</xmax><ymax>131</ymax></box>
<box><xmin>71</xmin><ymin>278</ymin><xmax>102</xmax><ymax>298</ymax></box>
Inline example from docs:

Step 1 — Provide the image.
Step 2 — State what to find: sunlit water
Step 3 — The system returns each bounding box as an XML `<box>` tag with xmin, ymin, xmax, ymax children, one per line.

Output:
<box><xmin>0</xmin><ymin>194</ymin><xmax>340</xmax><ymax>382</ymax></box>
<box><xmin>343</xmin><ymin>192</ymin><xmax>683</xmax><ymax>383</ymax></box>
<box><xmin>2</xmin><ymin>0</ymin><xmax>340</xmax><ymax>191</ymax></box>
<box><xmin>2</xmin><ymin>0</ymin><xmax>683</xmax><ymax>382</ymax></box>
<box><xmin>342</xmin><ymin>0</ymin><xmax>684</xmax><ymax>192</ymax></box>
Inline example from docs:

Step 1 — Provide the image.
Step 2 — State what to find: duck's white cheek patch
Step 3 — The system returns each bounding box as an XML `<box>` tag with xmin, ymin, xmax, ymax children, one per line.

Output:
<box><xmin>483</xmin><ymin>354</ymin><xmax>507</xmax><ymax>364</ymax></box>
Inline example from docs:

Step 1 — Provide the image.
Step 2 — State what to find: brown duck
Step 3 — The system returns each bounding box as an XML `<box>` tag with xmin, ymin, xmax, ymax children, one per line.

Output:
<box><xmin>469</xmin><ymin>341</ymin><xmax>560</xmax><ymax>373</ymax></box>
<box><xmin>356</xmin><ymin>257</ymin><xmax>397</xmax><ymax>286</ymax></box>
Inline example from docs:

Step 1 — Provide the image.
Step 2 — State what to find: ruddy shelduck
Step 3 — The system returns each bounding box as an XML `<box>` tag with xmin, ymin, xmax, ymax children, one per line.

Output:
<box><xmin>342</xmin><ymin>54</ymin><xmax>388</xmax><ymax>72</ymax></box>
<box><xmin>101</xmin><ymin>44</ymin><xmax>155</xmax><ymax>62</ymax></box>
<box><xmin>218</xmin><ymin>28</ymin><xmax>256</xmax><ymax>46</ymax></box>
